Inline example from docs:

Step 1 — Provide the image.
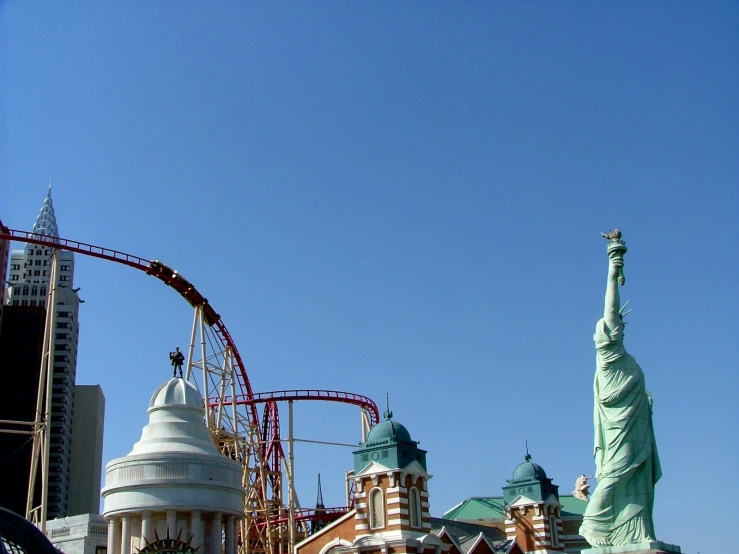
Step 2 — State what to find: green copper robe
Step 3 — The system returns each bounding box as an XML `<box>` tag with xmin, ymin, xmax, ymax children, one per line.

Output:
<box><xmin>580</xmin><ymin>319</ymin><xmax>662</xmax><ymax>546</ymax></box>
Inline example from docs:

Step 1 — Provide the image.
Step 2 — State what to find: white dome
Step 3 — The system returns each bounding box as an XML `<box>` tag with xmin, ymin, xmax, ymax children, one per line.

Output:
<box><xmin>102</xmin><ymin>377</ymin><xmax>244</xmax><ymax>518</ymax></box>
<box><xmin>149</xmin><ymin>377</ymin><xmax>203</xmax><ymax>413</ymax></box>
<box><xmin>127</xmin><ymin>378</ymin><xmax>219</xmax><ymax>456</ymax></box>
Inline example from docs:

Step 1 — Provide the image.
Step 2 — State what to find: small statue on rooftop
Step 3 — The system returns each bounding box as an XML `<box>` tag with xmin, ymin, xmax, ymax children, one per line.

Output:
<box><xmin>572</xmin><ymin>474</ymin><xmax>592</xmax><ymax>502</ymax></box>
<box><xmin>169</xmin><ymin>347</ymin><xmax>185</xmax><ymax>378</ymax></box>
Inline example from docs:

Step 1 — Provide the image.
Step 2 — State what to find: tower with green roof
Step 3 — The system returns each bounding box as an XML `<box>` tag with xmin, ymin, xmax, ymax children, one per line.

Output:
<box><xmin>502</xmin><ymin>452</ymin><xmax>559</xmax><ymax>506</ymax></box>
<box><xmin>502</xmin><ymin>452</ymin><xmax>564</xmax><ymax>553</ymax></box>
<box><xmin>353</xmin><ymin>408</ymin><xmax>427</xmax><ymax>475</ymax></box>
<box><xmin>349</xmin><ymin>408</ymin><xmax>438</xmax><ymax>548</ymax></box>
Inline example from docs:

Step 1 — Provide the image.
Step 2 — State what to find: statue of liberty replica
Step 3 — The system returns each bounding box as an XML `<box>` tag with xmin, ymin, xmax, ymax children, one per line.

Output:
<box><xmin>580</xmin><ymin>231</ymin><xmax>679</xmax><ymax>553</ymax></box>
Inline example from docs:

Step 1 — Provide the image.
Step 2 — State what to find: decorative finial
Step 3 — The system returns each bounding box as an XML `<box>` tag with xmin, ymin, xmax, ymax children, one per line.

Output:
<box><xmin>525</xmin><ymin>440</ymin><xmax>531</xmax><ymax>461</ymax></box>
<box><xmin>382</xmin><ymin>393</ymin><xmax>393</xmax><ymax>420</ymax></box>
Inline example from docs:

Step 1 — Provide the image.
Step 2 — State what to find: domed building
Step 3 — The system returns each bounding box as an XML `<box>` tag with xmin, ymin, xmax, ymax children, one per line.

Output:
<box><xmin>443</xmin><ymin>453</ymin><xmax>588</xmax><ymax>554</ymax></box>
<box><xmin>102</xmin><ymin>378</ymin><xmax>244</xmax><ymax>554</ymax></box>
<box><xmin>296</xmin><ymin>411</ymin><xmax>523</xmax><ymax>554</ymax></box>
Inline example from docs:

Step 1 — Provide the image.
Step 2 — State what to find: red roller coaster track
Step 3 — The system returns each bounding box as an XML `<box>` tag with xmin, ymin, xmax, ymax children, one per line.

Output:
<box><xmin>0</xmin><ymin>224</ymin><xmax>380</xmax><ymax>553</ymax></box>
<box><xmin>0</xmin><ymin>227</ymin><xmax>261</xmax><ymax>422</ymax></box>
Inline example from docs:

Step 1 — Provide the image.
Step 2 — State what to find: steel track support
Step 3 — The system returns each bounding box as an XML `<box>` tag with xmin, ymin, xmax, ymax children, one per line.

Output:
<box><xmin>198</xmin><ymin>306</ymin><xmax>211</xmax><ymax>432</ymax></box>
<box><xmin>215</xmin><ymin>350</ymin><xmax>230</xmax><ymax>431</ymax></box>
<box><xmin>287</xmin><ymin>401</ymin><xmax>295</xmax><ymax>553</ymax></box>
<box><xmin>25</xmin><ymin>249</ymin><xmax>60</xmax><ymax>530</ymax></box>
<box><xmin>185</xmin><ymin>308</ymin><xmax>199</xmax><ymax>381</ymax></box>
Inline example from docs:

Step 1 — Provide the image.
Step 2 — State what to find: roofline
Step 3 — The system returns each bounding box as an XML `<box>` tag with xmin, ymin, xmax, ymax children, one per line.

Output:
<box><xmin>294</xmin><ymin>509</ymin><xmax>356</xmax><ymax>551</ymax></box>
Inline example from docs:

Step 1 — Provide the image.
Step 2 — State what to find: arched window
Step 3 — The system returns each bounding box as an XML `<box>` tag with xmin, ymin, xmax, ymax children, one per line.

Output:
<box><xmin>549</xmin><ymin>515</ymin><xmax>559</xmax><ymax>547</ymax></box>
<box><xmin>369</xmin><ymin>488</ymin><xmax>384</xmax><ymax>529</ymax></box>
<box><xmin>409</xmin><ymin>487</ymin><xmax>421</xmax><ymax>527</ymax></box>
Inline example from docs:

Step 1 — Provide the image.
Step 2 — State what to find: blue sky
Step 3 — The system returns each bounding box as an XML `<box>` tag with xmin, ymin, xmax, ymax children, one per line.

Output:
<box><xmin>1</xmin><ymin>3</ymin><xmax>737</xmax><ymax>552</ymax></box>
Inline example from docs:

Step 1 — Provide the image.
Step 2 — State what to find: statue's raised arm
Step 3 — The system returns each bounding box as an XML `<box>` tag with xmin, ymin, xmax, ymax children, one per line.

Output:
<box><xmin>602</xmin><ymin>229</ymin><xmax>626</xmax><ymax>333</ymax></box>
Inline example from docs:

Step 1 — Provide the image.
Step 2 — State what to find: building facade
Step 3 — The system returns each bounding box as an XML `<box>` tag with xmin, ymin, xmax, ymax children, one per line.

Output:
<box><xmin>0</xmin><ymin>187</ymin><xmax>82</xmax><ymax>519</ymax></box>
<box><xmin>0</xmin><ymin>219</ymin><xmax>10</xmax><ymax>327</ymax></box>
<box><xmin>68</xmin><ymin>385</ymin><xmax>106</xmax><ymax>516</ymax></box>
<box><xmin>442</xmin><ymin>455</ymin><xmax>588</xmax><ymax>554</ymax></box>
<box><xmin>296</xmin><ymin>412</ymin><xmax>523</xmax><ymax>554</ymax></box>
<box><xmin>0</xmin><ymin>304</ymin><xmax>47</xmax><ymax>515</ymax></box>
<box><xmin>46</xmin><ymin>513</ymin><xmax>109</xmax><ymax>554</ymax></box>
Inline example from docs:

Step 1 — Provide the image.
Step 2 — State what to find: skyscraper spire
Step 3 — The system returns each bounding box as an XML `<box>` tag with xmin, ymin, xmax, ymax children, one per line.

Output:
<box><xmin>31</xmin><ymin>183</ymin><xmax>59</xmax><ymax>238</ymax></box>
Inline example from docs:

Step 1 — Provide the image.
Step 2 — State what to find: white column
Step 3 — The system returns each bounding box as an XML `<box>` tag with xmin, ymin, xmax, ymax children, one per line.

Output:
<box><xmin>108</xmin><ymin>518</ymin><xmax>121</xmax><ymax>554</ymax></box>
<box><xmin>210</xmin><ymin>512</ymin><xmax>222</xmax><ymax>554</ymax></box>
<box><xmin>191</xmin><ymin>511</ymin><xmax>202</xmax><ymax>551</ymax></box>
<box><xmin>225</xmin><ymin>515</ymin><xmax>235</xmax><ymax>554</ymax></box>
<box><xmin>141</xmin><ymin>512</ymin><xmax>153</xmax><ymax>546</ymax></box>
<box><xmin>121</xmin><ymin>516</ymin><xmax>131</xmax><ymax>554</ymax></box>
<box><xmin>167</xmin><ymin>510</ymin><xmax>177</xmax><ymax>537</ymax></box>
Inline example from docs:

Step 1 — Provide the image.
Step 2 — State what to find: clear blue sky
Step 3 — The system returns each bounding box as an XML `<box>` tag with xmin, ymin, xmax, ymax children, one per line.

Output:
<box><xmin>2</xmin><ymin>3</ymin><xmax>737</xmax><ymax>553</ymax></box>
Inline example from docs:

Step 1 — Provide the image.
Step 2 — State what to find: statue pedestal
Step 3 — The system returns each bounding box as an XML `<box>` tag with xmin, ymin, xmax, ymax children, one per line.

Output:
<box><xmin>582</xmin><ymin>542</ymin><xmax>681</xmax><ymax>554</ymax></box>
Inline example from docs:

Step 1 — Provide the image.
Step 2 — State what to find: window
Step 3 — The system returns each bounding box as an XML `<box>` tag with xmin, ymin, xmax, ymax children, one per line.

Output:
<box><xmin>409</xmin><ymin>487</ymin><xmax>421</xmax><ymax>527</ymax></box>
<box><xmin>34</xmin><ymin>270</ymin><xmax>40</xmax><ymax>276</ymax></box>
<box><xmin>61</xmin><ymin>265</ymin><xmax>70</xmax><ymax>271</ymax></box>
<box><xmin>57</xmin><ymin>311</ymin><xmax>70</xmax><ymax>318</ymax></box>
<box><xmin>549</xmin><ymin>515</ymin><xmax>559</xmax><ymax>547</ymax></box>
<box><xmin>10</xmin><ymin>274</ymin><xmax>17</xmax><ymax>281</ymax></box>
<box><xmin>369</xmin><ymin>488</ymin><xmax>384</xmax><ymax>529</ymax></box>
<box><xmin>31</xmin><ymin>286</ymin><xmax>38</xmax><ymax>295</ymax></box>
<box><xmin>35</xmin><ymin>259</ymin><xmax>41</xmax><ymax>266</ymax></box>
<box><xmin>11</xmin><ymin>264</ymin><xmax>19</xmax><ymax>270</ymax></box>
<box><xmin>60</xmin><ymin>275</ymin><xmax>68</xmax><ymax>281</ymax></box>
<box><xmin>43</xmin><ymin>270</ymin><xmax>49</xmax><ymax>276</ymax></box>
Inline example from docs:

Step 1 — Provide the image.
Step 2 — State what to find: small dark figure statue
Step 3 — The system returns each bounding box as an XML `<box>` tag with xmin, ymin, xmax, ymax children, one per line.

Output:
<box><xmin>169</xmin><ymin>347</ymin><xmax>185</xmax><ymax>378</ymax></box>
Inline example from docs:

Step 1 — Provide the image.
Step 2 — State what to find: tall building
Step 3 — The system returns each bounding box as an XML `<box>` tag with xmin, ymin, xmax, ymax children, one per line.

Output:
<box><xmin>0</xmin><ymin>219</ymin><xmax>10</xmax><ymax>326</ymax></box>
<box><xmin>0</xmin><ymin>304</ymin><xmax>46</xmax><ymax>515</ymax></box>
<box><xmin>1</xmin><ymin>187</ymin><xmax>82</xmax><ymax>519</ymax></box>
<box><xmin>68</xmin><ymin>385</ymin><xmax>106</xmax><ymax>516</ymax></box>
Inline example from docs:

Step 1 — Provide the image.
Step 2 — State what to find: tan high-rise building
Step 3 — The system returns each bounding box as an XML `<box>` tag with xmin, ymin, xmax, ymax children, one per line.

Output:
<box><xmin>68</xmin><ymin>385</ymin><xmax>106</xmax><ymax>516</ymax></box>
